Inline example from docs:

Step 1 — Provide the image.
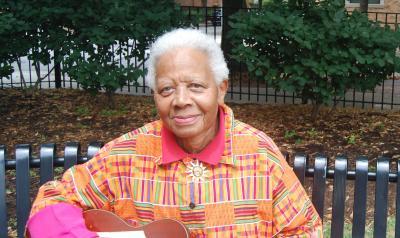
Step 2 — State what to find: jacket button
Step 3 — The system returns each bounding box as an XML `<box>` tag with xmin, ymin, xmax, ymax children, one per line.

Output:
<box><xmin>189</xmin><ymin>202</ymin><xmax>196</xmax><ymax>209</ymax></box>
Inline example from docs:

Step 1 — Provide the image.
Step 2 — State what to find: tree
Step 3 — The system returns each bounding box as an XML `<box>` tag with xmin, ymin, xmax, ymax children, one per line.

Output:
<box><xmin>1</xmin><ymin>0</ymin><xmax>186</xmax><ymax>106</ymax></box>
<box><xmin>64</xmin><ymin>0</ymin><xmax>188</xmax><ymax>107</ymax></box>
<box><xmin>0</xmin><ymin>12</ymin><xmax>27</xmax><ymax>80</ymax></box>
<box><xmin>229</xmin><ymin>0</ymin><xmax>400</xmax><ymax>119</ymax></box>
<box><xmin>0</xmin><ymin>0</ymin><xmax>74</xmax><ymax>93</ymax></box>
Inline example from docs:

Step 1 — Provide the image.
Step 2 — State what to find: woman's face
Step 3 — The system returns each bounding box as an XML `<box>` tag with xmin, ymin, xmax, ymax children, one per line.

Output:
<box><xmin>153</xmin><ymin>47</ymin><xmax>227</xmax><ymax>148</ymax></box>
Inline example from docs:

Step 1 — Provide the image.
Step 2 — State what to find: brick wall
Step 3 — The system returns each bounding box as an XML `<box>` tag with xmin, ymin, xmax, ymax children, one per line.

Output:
<box><xmin>346</xmin><ymin>0</ymin><xmax>400</xmax><ymax>12</ymax></box>
<box><xmin>176</xmin><ymin>0</ymin><xmax>398</xmax><ymax>28</ymax></box>
<box><xmin>176</xmin><ymin>0</ymin><xmax>399</xmax><ymax>10</ymax></box>
<box><xmin>347</xmin><ymin>0</ymin><xmax>400</xmax><ymax>30</ymax></box>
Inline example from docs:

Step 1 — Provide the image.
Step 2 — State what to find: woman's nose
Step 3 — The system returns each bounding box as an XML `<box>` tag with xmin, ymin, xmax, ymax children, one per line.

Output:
<box><xmin>173</xmin><ymin>86</ymin><xmax>192</xmax><ymax>108</ymax></box>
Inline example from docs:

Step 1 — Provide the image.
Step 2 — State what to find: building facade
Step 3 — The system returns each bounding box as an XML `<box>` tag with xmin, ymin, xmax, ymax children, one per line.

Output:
<box><xmin>346</xmin><ymin>0</ymin><xmax>400</xmax><ymax>12</ymax></box>
<box><xmin>175</xmin><ymin>0</ymin><xmax>222</xmax><ymax>7</ymax></box>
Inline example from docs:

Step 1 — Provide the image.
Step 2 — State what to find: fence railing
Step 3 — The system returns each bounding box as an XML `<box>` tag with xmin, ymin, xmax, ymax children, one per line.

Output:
<box><xmin>367</xmin><ymin>11</ymin><xmax>400</xmax><ymax>31</ymax></box>
<box><xmin>1</xmin><ymin>6</ymin><xmax>399</xmax><ymax>110</ymax></box>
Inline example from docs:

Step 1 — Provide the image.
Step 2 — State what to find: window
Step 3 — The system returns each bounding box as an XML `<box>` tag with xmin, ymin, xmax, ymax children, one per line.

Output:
<box><xmin>348</xmin><ymin>0</ymin><xmax>380</xmax><ymax>3</ymax></box>
<box><xmin>345</xmin><ymin>0</ymin><xmax>384</xmax><ymax>7</ymax></box>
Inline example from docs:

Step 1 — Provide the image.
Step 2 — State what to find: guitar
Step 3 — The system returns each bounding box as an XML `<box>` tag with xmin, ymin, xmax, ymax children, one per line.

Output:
<box><xmin>83</xmin><ymin>209</ymin><xmax>190</xmax><ymax>238</ymax></box>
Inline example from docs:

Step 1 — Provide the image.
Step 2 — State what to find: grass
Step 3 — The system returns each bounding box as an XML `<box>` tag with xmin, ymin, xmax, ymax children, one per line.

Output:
<box><xmin>100</xmin><ymin>105</ymin><xmax>128</xmax><ymax>117</ymax></box>
<box><xmin>75</xmin><ymin>106</ymin><xmax>91</xmax><ymax>117</ymax></box>
<box><xmin>284</xmin><ymin>130</ymin><xmax>297</xmax><ymax>140</ymax></box>
<box><xmin>284</xmin><ymin>130</ymin><xmax>303</xmax><ymax>144</ymax></box>
<box><xmin>323</xmin><ymin>216</ymin><xmax>396</xmax><ymax>237</ymax></box>
<box><xmin>307</xmin><ymin>127</ymin><xmax>318</xmax><ymax>138</ymax></box>
<box><xmin>346</xmin><ymin>133</ymin><xmax>357</xmax><ymax>145</ymax></box>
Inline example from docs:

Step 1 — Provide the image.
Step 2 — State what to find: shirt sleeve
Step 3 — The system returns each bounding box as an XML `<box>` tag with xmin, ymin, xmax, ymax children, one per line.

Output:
<box><xmin>269</xmin><ymin>148</ymin><xmax>323</xmax><ymax>237</ymax></box>
<box><xmin>27</xmin><ymin>203</ymin><xmax>98</xmax><ymax>238</ymax></box>
<box><xmin>28</xmin><ymin>137</ymin><xmax>125</xmax><ymax>217</ymax></box>
<box><xmin>27</xmin><ymin>143</ymin><xmax>115</xmax><ymax>235</ymax></box>
<box><xmin>29</xmin><ymin>156</ymin><xmax>111</xmax><ymax>216</ymax></box>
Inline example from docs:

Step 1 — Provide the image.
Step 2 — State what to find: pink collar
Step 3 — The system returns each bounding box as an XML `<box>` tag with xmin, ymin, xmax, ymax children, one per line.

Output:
<box><xmin>161</xmin><ymin>107</ymin><xmax>225</xmax><ymax>165</ymax></box>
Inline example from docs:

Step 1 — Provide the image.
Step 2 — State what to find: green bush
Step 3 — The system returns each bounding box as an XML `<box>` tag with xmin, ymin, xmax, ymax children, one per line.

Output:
<box><xmin>62</xmin><ymin>0</ymin><xmax>187</xmax><ymax>106</ymax></box>
<box><xmin>1</xmin><ymin>0</ymin><xmax>187</xmax><ymax>105</ymax></box>
<box><xmin>229</xmin><ymin>0</ymin><xmax>400</xmax><ymax>118</ymax></box>
<box><xmin>0</xmin><ymin>1</ymin><xmax>72</xmax><ymax>87</ymax></box>
<box><xmin>0</xmin><ymin>10</ymin><xmax>32</xmax><ymax>80</ymax></box>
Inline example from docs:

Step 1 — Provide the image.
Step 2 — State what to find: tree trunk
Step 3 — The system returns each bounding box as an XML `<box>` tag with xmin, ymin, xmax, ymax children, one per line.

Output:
<box><xmin>16</xmin><ymin>58</ymin><xmax>27</xmax><ymax>88</ymax></box>
<box><xmin>221</xmin><ymin>0</ymin><xmax>246</xmax><ymax>73</ymax></box>
<box><xmin>33</xmin><ymin>61</ymin><xmax>42</xmax><ymax>89</ymax></box>
<box><xmin>360</xmin><ymin>0</ymin><xmax>368</xmax><ymax>12</ymax></box>
<box><xmin>106</xmin><ymin>89</ymin><xmax>115</xmax><ymax>109</ymax></box>
<box><xmin>54</xmin><ymin>50</ymin><xmax>62</xmax><ymax>88</ymax></box>
<box><xmin>311</xmin><ymin>103</ymin><xmax>321</xmax><ymax>121</ymax></box>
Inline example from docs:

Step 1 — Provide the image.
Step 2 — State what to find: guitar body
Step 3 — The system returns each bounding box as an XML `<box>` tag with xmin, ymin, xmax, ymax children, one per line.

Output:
<box><xmin>83</xmin><ymin>209</ymin><xmax>190</xmax><ymax>238</ymax></box>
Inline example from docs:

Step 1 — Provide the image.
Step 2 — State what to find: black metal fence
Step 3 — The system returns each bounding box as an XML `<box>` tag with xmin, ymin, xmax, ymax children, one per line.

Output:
<box><xmin>1</xmin><ymin>6</ymin><xmax>399</xmax><ymax>110</ymax></box>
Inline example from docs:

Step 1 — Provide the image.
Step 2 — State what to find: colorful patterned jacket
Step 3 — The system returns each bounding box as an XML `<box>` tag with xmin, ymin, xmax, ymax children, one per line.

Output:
<box><xmin>29</xmin><ymin>105</ymin><xmax>323</xmax><ymax>237</ymax></box>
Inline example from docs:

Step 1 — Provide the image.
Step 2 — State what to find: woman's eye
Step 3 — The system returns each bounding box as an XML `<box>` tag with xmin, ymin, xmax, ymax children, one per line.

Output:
<box><xmin>190</xmin><ymin>83</ymin><xmax>203</xmax><ymax>89</ymax></box>
<box><xmin>159</xmin><ymin>87</ymin><xmax>173</xmax><ymax>95</ymax></box>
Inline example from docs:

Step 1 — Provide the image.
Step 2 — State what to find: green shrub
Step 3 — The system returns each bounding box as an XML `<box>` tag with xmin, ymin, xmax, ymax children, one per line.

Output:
<box><xmin>0</xmin><ymin>11</ymin><xmax>32</xmax><ymax>80</ymax></box>
<box><xmin>61</xmin><ymin>0</ymin><xmax>187</xmax><ymax>107</ymax></box>
<box><xmin>1</xmin><ymin>0</ymin><xmax>187</xmax><ymax>105</ymax></box>
<box><xmin>229</xmin><ymin>0</ymin><xmax>400</xmax><ymax>118</ymax></box>
<box><xmin>0</xmin><ymin>1</ymin><xmax>73</xmax><ymax>88</ymax></box>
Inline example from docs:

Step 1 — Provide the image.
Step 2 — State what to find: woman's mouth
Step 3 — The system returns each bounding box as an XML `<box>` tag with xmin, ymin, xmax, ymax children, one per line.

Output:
<box><xmin>173</xmin><ymin>115</ymin><xmax>199</xmax><ymax>125</ymax></box>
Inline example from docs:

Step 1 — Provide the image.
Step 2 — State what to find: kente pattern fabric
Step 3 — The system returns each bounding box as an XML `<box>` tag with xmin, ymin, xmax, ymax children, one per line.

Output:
<box><xmin>30</xmin><ymin>105</ymin><xmax>323</xmax><ymax>237</ymax></box>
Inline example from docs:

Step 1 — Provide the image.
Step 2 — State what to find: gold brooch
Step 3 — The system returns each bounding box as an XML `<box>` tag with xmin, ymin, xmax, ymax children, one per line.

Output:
<box><xmin>186</xmin><ymin>160</ymin><xmax>209</xmax><ymax>183</ymax></box>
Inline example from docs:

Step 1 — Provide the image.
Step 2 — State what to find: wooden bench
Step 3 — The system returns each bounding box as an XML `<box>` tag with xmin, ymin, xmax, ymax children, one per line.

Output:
<box><xmin>0</xmin><ymin>143</ymin><xmax>398</xmax><ymax>238</ymax></box>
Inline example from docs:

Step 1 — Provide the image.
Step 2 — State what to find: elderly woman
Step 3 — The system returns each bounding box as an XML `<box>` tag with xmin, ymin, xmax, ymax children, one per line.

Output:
<box><xmin>27</xmin><ymin>28</ymin><xmax>322</xmax><ymax>237</ymax></box>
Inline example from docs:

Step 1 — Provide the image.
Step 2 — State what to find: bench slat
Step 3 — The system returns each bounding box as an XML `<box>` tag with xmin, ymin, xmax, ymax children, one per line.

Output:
<box><xmin>352</xmin><ymin>156</ymin><xmax>368</xmax><ymax>238</ymax></box>
<box><xmin>373</xmin><ymin>157</ymin><xmax>390</xmax><ymax>238</ymax></box>
<box><xmin>331</xmin><ymin>156</ymin><xmax>348</xmax><ymax>238</ymax></box>
<box><xmin>312</xmin><ymin>155</ymin><xmax>327</xmax><ymax>221</ymax></box>
<box><xmin>294</xmin><ymin>153</ymin><xmax>307</xmax><ymax>185</ymax></box>
<box><xmin>64</xmin><ymin>142</ymin><xmax>80</xmax><ymax>170</ymax></box>
<box><xmin>86</xmin><ymin>142</ymin><xmax>103</xmax><ymax>162</ymax></box>
<box><xmin>0</xmin><ymin>145</ymin><xmax>7</xmax><ymax>238</ymax></box>
<box><xmin>2</xmin><ymin>142</ymin><xmax>399</xmax><ymax>238</ymax></box>
<box><xmin>40</xmin><ymin>143</ymin><xmax>56</xmax><ymax>185</ymax></box>
<box><xmin>16</xmin><ymin>144</ymin><xmax>31</xmax><ymax>238</ymax></box>
<box><xmin>396</xmin><ymin>160</ymin><xmax>400</xmax><ymax>238</ymax></box>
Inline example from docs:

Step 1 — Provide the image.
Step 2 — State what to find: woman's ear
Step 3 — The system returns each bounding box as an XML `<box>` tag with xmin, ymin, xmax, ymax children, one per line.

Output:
<box><xmin>217</xmin><ymin>80</ymin><xmax>228</xmax><ymax>105</ymax></box>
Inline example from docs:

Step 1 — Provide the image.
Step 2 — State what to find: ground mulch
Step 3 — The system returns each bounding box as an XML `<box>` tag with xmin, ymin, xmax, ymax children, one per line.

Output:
<box><xmin>1</xmin><ymin>88</ymin><xmax>399</xmax><ymax>237</ymax></box>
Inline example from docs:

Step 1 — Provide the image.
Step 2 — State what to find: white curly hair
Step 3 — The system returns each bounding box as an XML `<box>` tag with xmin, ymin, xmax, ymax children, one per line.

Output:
<box><xmin>146</xmin><ymin>28</ymin><xmax>229</xmax><ymax>90</ymax></box>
